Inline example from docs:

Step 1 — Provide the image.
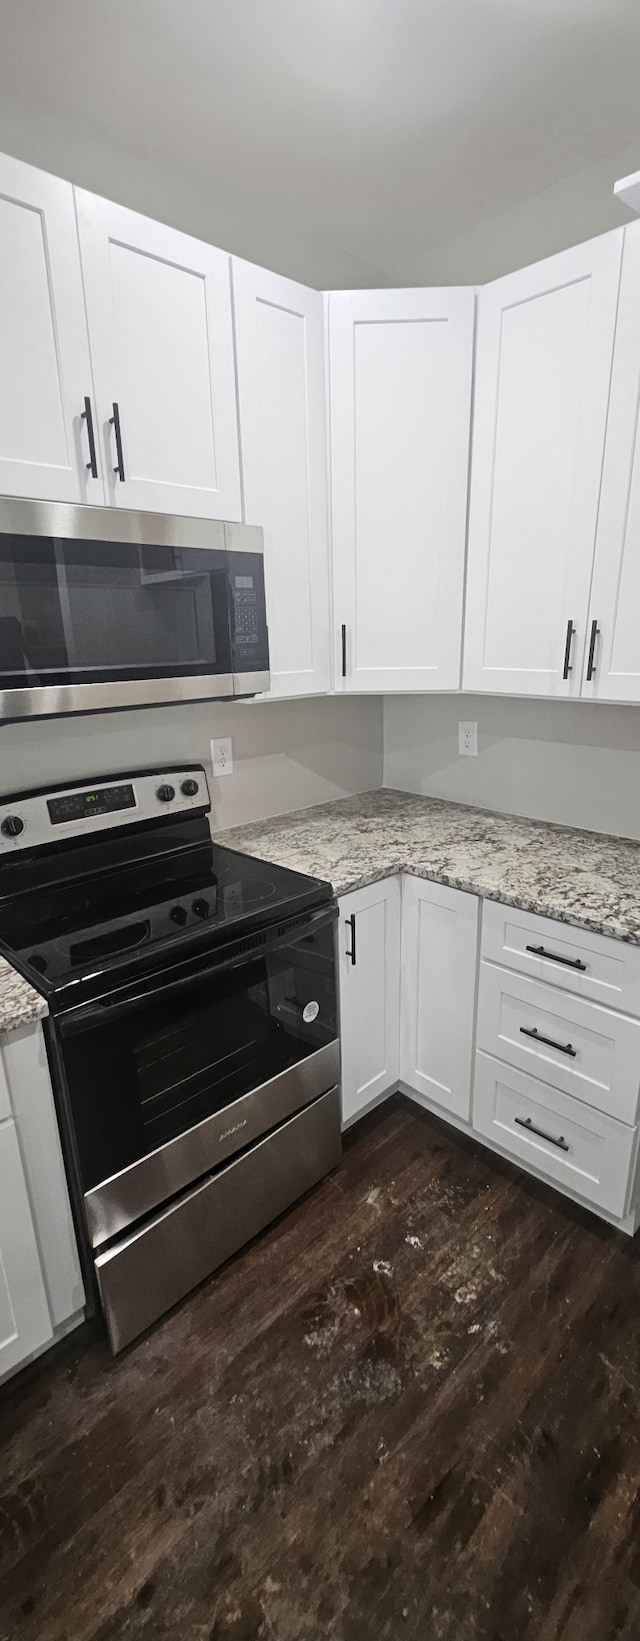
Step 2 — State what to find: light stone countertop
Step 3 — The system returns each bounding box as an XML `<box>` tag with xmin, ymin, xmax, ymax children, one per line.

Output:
<box><xmin>218</xmin><ymin>788</ymin><xmax>640</xmax><ymax>947</ymax></box>
<box><xmin>3</xmin><ymin>787</ymin><xmax>640</xmax><ymax>1038</ymax></box>
<box><xmin>0</xmin><ymin>955</ymin><xmax>48</xmax><ymax>1037</ymax></box>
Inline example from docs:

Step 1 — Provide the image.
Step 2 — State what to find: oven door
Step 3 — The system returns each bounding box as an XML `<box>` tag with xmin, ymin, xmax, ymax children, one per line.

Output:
<box><xmin>0</xmin><ymin>498</ymin><xmax>269</xmax><ymax>719</ymax></box>
<box><xmin>55</xmin><ymin>904</ymin><xmax>339</xmax><ymax>1248</ymax></box>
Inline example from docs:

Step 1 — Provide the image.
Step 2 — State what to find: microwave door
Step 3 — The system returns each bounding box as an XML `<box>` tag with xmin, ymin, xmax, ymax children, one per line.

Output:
<box><xmin>0</xmin><ymin>499</ymin><xmax>269</xmax><ymax>719</ymax></box>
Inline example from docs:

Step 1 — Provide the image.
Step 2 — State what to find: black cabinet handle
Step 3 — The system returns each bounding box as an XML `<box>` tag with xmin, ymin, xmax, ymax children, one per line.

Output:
<box><xmin>81</xmin><ymin>395</ymin><xmax>98</xmax><ymax>478</ymax></box>
<box><xmin>562</xmin><ymin>619</ymin><xmax>575</xmax><ymax>680</ymax></box>
<box><xmin>525</xmin><ymin>944</ymin><xmax>587</xmax><ymax>973</ymax></box>
<box><xmin>341</xmin><ymin>624</ymin><xmax>347</xmax><ymax>679</ymax></box>
<box><xmin>519</xmin><ymin>1025</ymin><xmax>577</xmax><ymax>1058</ymax></box>
<box><xmin>109</xmin><ymin>401</ymin><xmax>126</xmax><ymax>481</ymax></box>
<box><xmin>515</xmin><ymin>1115</ymin><xmax>569</xmax><ymax>1152</ymax></box>
<box><xmin>586</xmin><ymin>618</ymin><xmax>600</xmax><ymax>681</ymax></box>
<box><xmin>345</xmin><ymin>913</ymin><xmax>356</xmax><ymax>966</ymax></box>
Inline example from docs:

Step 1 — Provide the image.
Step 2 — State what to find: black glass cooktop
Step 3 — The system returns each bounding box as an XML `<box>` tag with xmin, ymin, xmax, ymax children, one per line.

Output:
<box><xmin>0</xmin><ymin>824</ymin><xmax>331</xmax><ymax>1001</ymax></box>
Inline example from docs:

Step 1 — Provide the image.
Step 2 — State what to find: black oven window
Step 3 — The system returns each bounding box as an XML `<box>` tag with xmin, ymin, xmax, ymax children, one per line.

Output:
<box><xmin>0</xmin><ymin>534</ymin><xmax>232</xmax><ymax>686</ymax></box>
<box><xmin>61</xmin><ymin>916</ymin><xmax>337</xmax><ymax>1194</ymax></box>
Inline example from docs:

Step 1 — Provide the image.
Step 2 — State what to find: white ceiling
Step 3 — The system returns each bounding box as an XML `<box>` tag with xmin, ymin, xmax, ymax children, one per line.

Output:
<box><xmin>0</xmin><ymin>0</ymin><xmax>639</xmax><ymax>286</ymax></box>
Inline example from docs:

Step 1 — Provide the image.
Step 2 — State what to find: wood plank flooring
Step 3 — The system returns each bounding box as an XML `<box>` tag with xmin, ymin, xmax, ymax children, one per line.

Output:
<box><xmin>2</xmin><ymin>1096</ymin><xmax>640</xmax><ymax>1641</ymax></box>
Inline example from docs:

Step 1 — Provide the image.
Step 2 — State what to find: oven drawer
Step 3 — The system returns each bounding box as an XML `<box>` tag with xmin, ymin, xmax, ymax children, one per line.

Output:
<box><xmin>481</xmin><ymin>900</ymin><xmax>640</xmax><ymax>1015</ymax></box>
<box><xmin>477</xmin><ymin>961</ymin><xmax>640</xmax><ymax>1124</ymax></box>
<box><xmin>96</xmin><ymin>1085</ymin><xmax>341</xmax><ymax>1353</ymax></box>
<box><xmin>473</xmin><ymin>1052</ymin><xmax>637</xmax><ymax>1220</ymax></box>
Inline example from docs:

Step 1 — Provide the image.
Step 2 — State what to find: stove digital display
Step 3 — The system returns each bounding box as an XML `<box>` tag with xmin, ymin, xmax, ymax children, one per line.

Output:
<box><xmin>47</xmin><ymin>784</ymin><xmax>136</xmax><ymax>826</ymax></box>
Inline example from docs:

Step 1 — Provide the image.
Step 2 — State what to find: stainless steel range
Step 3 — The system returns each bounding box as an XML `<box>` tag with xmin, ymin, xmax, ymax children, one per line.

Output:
<box><xmin>0</xmin><ymin>766</ymin><xmax>341</xmax><ymax>1351</ymax></box>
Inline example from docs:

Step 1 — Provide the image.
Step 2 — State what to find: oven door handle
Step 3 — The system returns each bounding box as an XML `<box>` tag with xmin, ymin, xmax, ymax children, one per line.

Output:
<box><xmin>57</xmin><ymin>903</ymin><xmax>337</xmax><ymax>1036</ymax></box>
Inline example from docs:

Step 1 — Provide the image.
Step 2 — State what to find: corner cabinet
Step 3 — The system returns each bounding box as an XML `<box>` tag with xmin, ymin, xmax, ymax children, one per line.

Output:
<box><xmin>232</xmin><ymin>259</ymin><xmax>331</xmax><ymax>695</ymax></box>
<box><xmin>75</xmin><ymin>191</ymin><xmax>242</xmax><ymax>520</ymax></box>
<box><xmin>329</xmin><ymin>287</ymin><xmax>475</xmax><ymax>692</ymax></box>
<box><xmin>338</xmin><ymin>878</ymin><xmax>401</xmax><ymax>1126</ymax></box>
<box><xmin>463</xmin><ymin>231</ymin><xmax>623</xmax><ymax>696</ymax></box>
<box><xmin>400</xmin><ymin>876</ymin><xmax>480</xmax><ymax>1121</ymax></box>
<box><xmin>0</xmin><ymin>152</ymin><xmax>103</xmax><ymax>505</ymax></box>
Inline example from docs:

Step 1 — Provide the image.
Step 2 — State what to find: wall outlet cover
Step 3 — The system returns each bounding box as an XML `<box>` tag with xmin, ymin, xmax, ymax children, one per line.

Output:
<box><xmin>458</xmin><ymin>721</ymin><xmax>478</xmax><ymax>756</ymax></box>
<box><xmin>211</xmin><ymin>737</ymin><xmax>234</xmax><ymax>777</ymax></box>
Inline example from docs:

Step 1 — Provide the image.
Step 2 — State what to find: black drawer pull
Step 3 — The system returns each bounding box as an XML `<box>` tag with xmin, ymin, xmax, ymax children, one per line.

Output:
<box><xmin>81</xmin><ymin>394</ymin><xmax>98</xmax><ymax>478</ymax></box>
<box><xmin>562</xmin><ymin>618</ymin><xmax>575</xmax><ymax>680</ymax></box>
<box><xmin>345</xmin><ymin>913</ymin><xmax>356</xmax><ymax>966</ymax></box>
<box><xmin>586</xmin><ymin>618</ymin><xmax>600</xmax><ymax>681</ymax></box>
<box><xmin>515</xmin><ymin>1115</ymin><xmax>569</xmax><ymax>1152</ymax></box>
<box><xmin>341</xmin><ymin>623</ymin><xmax>347</xmax><ymax>679</ymax></box>
<box><xmin>525</xmin><ymin>944</ymin><xmax>587</xmax><ymax>973</ymax></box>
<box><xmin>109</xmin><ymin>400</ymin><xmax>126</xmax><ymax>481</ymax></box>
<box><xmin>519</xmin><ymin>1025</ymin><xmax>577</xmax><ymax>1058</ymax></box>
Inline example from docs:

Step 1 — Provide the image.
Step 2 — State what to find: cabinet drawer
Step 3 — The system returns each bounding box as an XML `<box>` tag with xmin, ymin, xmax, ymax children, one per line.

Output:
<box><xmin>477</xmin><ymin>961</ymin><xmax>640</xmax><ymax>1124</ymax></box>
<box><xmin>481</xmin><ymin>899</ymin><xmax>640</xmax><ymax>1015</ymax></box>
<box><xmin>473</xmin><ymin>1051</ymin><xmax>637</xmax><ymax>1220</ymax></box>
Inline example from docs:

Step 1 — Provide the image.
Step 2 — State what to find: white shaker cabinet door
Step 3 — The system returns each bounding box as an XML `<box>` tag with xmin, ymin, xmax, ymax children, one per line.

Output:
<box><xmin>232</xmin><ymin>260</ymin><xmax>331</xmax><ymax>695</ymax></box>
<box><xmin>583</xmin><ymin>223</ymin><xmax>640</xmax><ymax>703</ymax></box>
<box><xmin>339</xmin><ymin>878</ymin><xmax>401</xmax><ymax>1126</ymax></box>
<box><xmin>400</xmin><ymin>876</ymin><xmax>480</xmax><ymax>1121</ymax></box>
<box><xmin>330</xmin><ymin>287</ymin><xmax>475</xmax><ymax>692</ymax></box>
<box><xmin>0</xmin><ymin>152</ymin><xmax>103</xmax><ymax>503</ymax></box>
<box><xmin>0</xmin><ymin>1119</ymin><xmax>52</xmax><ymax>1380</ymax></box>
<box><xmin>463</xmin><ymin>232</ymin><xmax>623</xmax><ymax>696</ymax></box>
<box><xmin>75</xmin><ymin>191</ymin><xmax>241</xmax><ymax>519</ymax></box>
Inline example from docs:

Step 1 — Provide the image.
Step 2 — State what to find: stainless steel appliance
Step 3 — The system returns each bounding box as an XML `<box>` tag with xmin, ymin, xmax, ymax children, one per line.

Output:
<box><xmin>0</xmin><ymin>498</ymin><xmax>269</xmax><ymax>721</ymax></box>
<box><xmin>0</xmin><ymin>767</ymin><xmax>340</xmax><ymax>1351</ymax></box>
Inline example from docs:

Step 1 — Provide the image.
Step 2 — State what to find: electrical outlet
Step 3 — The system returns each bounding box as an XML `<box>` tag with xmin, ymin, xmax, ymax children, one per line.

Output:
<box><xmin>211</xmin><ymin>736</ymin><xmax>234</xmax><ymax>777</ymax></box>
<box><xmin>458</xmin><ymin>721</ymin><xmax>477</xmax><ymax>757</ymax></box>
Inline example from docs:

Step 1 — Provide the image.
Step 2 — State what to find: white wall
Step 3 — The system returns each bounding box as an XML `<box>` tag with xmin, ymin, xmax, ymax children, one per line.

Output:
<box><xmin>384</xmin><ymin>694</ymin><xmax>640</xmax><ymax>841</ymax></box>
<box><xmin>0</xmin><ymin>696</ymin><xmax>383</xmax><ymax>833</ymax></box>
<box><xmin>391</xmin><ymin>142</ymin><xmax>640</xmax><ymax>287</ymax></box>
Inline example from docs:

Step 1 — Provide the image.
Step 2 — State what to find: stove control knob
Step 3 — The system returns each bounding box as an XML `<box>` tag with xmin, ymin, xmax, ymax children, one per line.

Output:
<box><xmin>181</xmin><ymin>779</ymin><xmax>199</xmax><ymax>798</ymax></box>
<box><xmin>170</xmin><ymin>905</ymin><xmax>188</xmax><ymax>926</ymax></box>
<box><xmin>1</xmin><ymin>815</ymin><xmax>24</xmax><ymax>838</ymax></box>
<box><xmin>156</xmin><ymin>784</ymin><xmax>175</xmax><ymax>803</ymax></box>
<box><xmin>192</xmin><ymin>898</ymin><xmax>209</xmax><ymax>918</ymax></box>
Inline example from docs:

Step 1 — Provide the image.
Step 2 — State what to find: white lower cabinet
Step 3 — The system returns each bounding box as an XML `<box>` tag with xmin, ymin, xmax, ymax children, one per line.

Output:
<box><xmin>0</xmin><ymin>1118</ymin><xmax>52</xmax><ymax>1378</ymax></box>
<box><xmin>400</xmin><ymin>876</ymin><xmax>480</xmax><ymax>1121</ymax></box>
<box><xmin>0</xmin><ymin>1022</ymin><xmax>84</xmax><ymax>1383</ymax></box>
<box><xmin>338</xmin><ymin>878</ymin><xmax>401</xmax><ymax>1126</ymax></box>
<box><xmin>473</xmin><ymin>1051</ymin><xmax>637</xmax><ymax>1221</ymax></box>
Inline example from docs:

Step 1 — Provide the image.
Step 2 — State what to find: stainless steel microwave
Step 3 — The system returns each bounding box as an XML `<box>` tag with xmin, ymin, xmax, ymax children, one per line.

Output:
<box><xmin>0</xmin><ymin>498</ymin><xmax>269</xmax><ymax>721</ymax></box>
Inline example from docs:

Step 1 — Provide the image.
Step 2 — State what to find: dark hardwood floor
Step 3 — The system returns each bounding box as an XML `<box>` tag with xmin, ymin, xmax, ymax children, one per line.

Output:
<box><xmin>2</xmin><ymin>1097</ymin><xmax>640</xmax><ymax>1641</ymax></box>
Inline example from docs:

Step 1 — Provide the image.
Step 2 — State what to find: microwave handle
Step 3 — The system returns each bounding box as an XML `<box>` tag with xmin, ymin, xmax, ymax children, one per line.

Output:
<box><xmin>58</xmin><ymin>902</ymin><xmax>337</xmax><ymax>1036</ymax></box>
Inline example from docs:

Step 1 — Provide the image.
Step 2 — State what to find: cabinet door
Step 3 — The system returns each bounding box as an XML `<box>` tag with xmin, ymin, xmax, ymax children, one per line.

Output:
<box><xmin>0</xmin><ymin>152</ymin><xmax>102</xmax><ymax>503</ymax></box>
<box><xmin>0</xmin><ymin>1119</ymin><xmax>52</xmax><ymax>1379</ymax></box>
<box><xmin>75</xmin><ymin>191</ymin><xmax>241</xmax><ymax>519</ymax></box>
<box><xmin>583</xmin><ymin>224</ymin><xmax>640</xmax><ymax>703</ymax></box>
<box><xmin>339</xmin><ymin>878</ymin><xmax>401</xmax><ymax>1125</ymax></box>
<box><xmin>463</xmin><ymin>233</ymin><xmax>623</xmax><ymax>696</ymax></box>
<box><xmin>330</xmin><ymin>288</ymin><xmax>475</xmax><ymax>692</ymax></box>
<box><xmin>3</xmin><ymin>1024</ymin><xmax>84</xmax><ymax>1329</ymax></box>
<box><xmin>400</xmin><ymin>876</ymin><xmax>479</xmax><ymax>1121</ymax></box>
<box><xmin>232</xmin><ymin>260</ymin><xmax>331</xmax><ymax>696</ymax></box>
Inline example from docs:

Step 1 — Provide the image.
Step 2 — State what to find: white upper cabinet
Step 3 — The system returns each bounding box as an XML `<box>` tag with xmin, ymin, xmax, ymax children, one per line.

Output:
<box><xmin>0</xmin><ymin>152</ymin><xmax>103</xmax><ymax>504</ymax></box>
<box><xmin>75</xmin><ymin>191</ymin><xmax>241</xmax><ymax>519</ymax></box>
<box><xmin>463</xmin><ymin>232</ymin><xmax>623</xmax><ymax>697</ymax></box>
<box><xmin>583</xmin><ymin>224</ymin><xmax>640</xmax><ymax>703</ymax></box>
<box><xmin>232</xmin><ymin>260</ymin><xmax>331</xmax><ymax>695</ymax></box>
<box><xmin>329</xmin><ymin>288</ymin><xmax>475</xmax><ymax>692</ymax></box>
